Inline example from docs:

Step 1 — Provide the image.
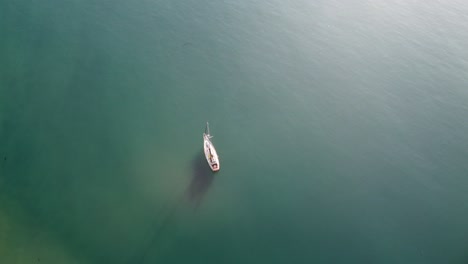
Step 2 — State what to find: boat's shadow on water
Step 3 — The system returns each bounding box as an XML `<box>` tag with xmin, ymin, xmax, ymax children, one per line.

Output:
<box><xmin>132</xmin><ymin>152</ymin><xmax>214</xmax><ymax>264</ymax></box>
<box><xmin>185</xmin><ymin>152</ymin><xmax>215</xmax><ymax>208</ymax></box>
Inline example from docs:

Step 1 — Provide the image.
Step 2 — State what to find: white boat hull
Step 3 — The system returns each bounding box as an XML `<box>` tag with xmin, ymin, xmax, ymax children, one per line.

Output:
<box><xmin>203</xmin><ymin>134</ymin><xmax>220</xmax><ymax>172</ymax></box>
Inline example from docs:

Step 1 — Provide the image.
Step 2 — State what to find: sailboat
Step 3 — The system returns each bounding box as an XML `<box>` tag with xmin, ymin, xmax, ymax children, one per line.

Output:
<box><xmin>203</xmin><ymin>122</ymin><xmax>220</xmax><ymax>172</ymax></box>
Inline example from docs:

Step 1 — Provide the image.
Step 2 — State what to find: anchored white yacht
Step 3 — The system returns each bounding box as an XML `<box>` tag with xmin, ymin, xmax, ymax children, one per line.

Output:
<box><xmin>203</xmin><ymin>122</ymin><xmax>220</xmax><ymax>172</ymax></box>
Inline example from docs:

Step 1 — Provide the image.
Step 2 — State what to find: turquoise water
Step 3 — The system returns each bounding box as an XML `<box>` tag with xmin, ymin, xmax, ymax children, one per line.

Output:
<box><xmin>1</xmin><ymin>0</ymin><xmax>468</xmax><ymax>263</ymax></box>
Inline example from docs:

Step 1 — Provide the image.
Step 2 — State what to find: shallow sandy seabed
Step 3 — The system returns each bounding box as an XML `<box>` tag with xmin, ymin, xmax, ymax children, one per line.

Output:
<box><xmin>0</xmin><ymin>195</ymin><xmax>87</xmax><ymax>264</ymax></box>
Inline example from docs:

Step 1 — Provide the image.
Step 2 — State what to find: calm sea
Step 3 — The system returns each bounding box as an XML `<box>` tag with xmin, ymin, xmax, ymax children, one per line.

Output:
<box><xmin>1</xmin><ymin>0</ymin><xmax>468</xmax><ymax>263</ymax></box>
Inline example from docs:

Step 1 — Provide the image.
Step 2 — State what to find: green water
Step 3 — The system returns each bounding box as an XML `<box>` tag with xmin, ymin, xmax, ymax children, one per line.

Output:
<box><xmin>1</xmin><ymin>0</ymin><xmax>468</xmax><ymax>263</ymax></box>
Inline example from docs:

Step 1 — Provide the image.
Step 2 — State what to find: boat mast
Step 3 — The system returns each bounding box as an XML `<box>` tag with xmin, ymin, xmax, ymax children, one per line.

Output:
<box><xmin>205</xmin><ymin>122</ymin><xmax>210</xmax><ymax>135</ymax></box>
<box><xmin>205</xmin><ymin>122</ymin><xmax>213</xmax><ymax>138</ymax></box>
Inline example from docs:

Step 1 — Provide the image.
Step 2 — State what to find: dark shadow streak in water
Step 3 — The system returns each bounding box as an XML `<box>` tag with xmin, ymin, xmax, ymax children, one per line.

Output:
<box><xmin>132</xmin><ymin>152</ymin><xmax>215</xmax><ymax>264</ymax></box>
<box><xmin>186</xmin><ymin>152</ymin><xmax>215</xmax><ymax>208</ymax></box>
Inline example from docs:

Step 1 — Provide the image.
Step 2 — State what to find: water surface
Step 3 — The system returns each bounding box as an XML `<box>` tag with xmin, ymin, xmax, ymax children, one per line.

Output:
<box><xmin>1</xmin><ymin>0</ymin><xmax>468</xmax><ymax>263</ymax></box>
